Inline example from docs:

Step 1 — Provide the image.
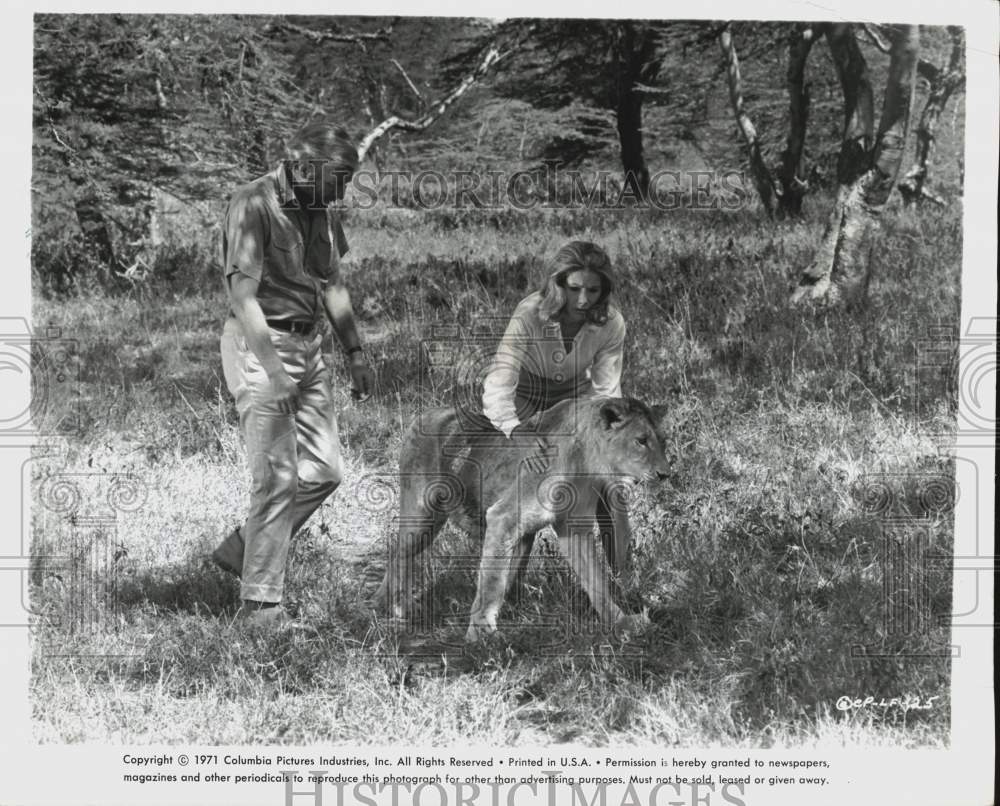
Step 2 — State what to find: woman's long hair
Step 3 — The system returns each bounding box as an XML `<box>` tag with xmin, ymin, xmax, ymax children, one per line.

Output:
<box><xmin>536</xmin><ymin>241</ymin><xmax>615</xmax><ymax>325</ymax></box>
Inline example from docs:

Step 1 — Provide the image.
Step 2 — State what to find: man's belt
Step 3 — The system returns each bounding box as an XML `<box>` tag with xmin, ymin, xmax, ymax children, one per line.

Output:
<box><xmin>266</xmin><ymin>318</ymin><xmax>317</xmax><ymax>336</ymax></box>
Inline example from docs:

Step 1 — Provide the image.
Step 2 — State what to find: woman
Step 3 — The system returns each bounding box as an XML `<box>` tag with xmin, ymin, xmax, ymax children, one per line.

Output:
<box><xmin>482</xmin><ymin>241</ymin><xmax>625</xmax><ymax>434</ymax></box>
<box><xmin>481</xmin><ymin>240</ymin><xmax>630</xmax><ymax>573</ymax></box>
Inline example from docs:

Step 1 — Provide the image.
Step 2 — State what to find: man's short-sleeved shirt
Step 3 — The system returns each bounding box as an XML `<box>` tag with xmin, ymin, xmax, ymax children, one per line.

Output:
<box><xmin>221</xmin><ymin>166</ymin><xmax>349</xmax><ymax>323</ymax></box>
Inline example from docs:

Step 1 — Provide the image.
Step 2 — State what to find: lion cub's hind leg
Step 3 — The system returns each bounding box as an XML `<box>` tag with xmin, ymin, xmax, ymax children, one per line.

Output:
<box><xmin>555</xmin><ymin>520</ymin><xmax>639</xmax><ymax>641</ymax></box>
<box><xmin>373</xmin><ymin>476</ymin><xmax>449</xmax><ymax>620</ymax></box>
<box><xmin>505</xmin><ymin>531</ymin><xmax>538</xmax><ymax>606</ymax></box>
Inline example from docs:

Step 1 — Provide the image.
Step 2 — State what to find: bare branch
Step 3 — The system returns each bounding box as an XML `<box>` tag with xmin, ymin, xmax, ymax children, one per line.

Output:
<box><xmin>154</xmin><ymin>77</ymin><xmax>168</xmax><ymax>110</ymax></box>
<box><xmin>859</xmin><ymin>22</ymin><xmax>942</xmax><ymax>85</ymax></box>
<box><xmin>268</xmin><ymin>19</ymin><xmax>394</xmax><ymax>46</ymax></box>
<box><xmin>358</xmin><ymin>30</ymin><xmax>528</xmax><ymax>163</ymax></box>
<box><xmin>718</xmin><ymin>22</ymin><xmax>781</xmax><ymax>217</ymax></box>
<box><xmin>632</xmin><ymin>82</ymin><xmax>671</xmax><ymax>95</ymax></box>
<box><xmin>48</xmin><ymin>123</ymin><xmax>76</xmax><ymax>155</ymax></box>
<box><xmin>390</xmin><ymin>58</ymin><xmax>425</xmax><ymax>107</ymax></box>
<box><xmin>860</xmin><ymin>23</ymin><xmax>892</xmax><ymax>54</ymax></box>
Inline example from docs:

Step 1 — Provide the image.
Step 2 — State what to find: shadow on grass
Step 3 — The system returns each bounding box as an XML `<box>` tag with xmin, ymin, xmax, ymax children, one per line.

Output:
<box><xmin>115</xmin><ymin>557</ymin><xmax>241</xmax><ymax>616</ymax></box>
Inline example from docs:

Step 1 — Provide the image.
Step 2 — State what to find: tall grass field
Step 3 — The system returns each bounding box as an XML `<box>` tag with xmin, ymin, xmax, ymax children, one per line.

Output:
<box><xmin>29</xmin><ymin>195</ymin><xmax>960</xmax><ymax>747</ymax></box>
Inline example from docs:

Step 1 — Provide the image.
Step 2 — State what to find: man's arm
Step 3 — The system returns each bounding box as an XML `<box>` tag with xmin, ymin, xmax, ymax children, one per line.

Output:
<box><xmin>228</xmin><ymin>273</ymin><xmax>300</xmax><ymax>414</ymax></box>
<box><xmin>222</xmin><ymin>193</ymin><xmax>299</xmax><ymax>414</ymax></box>
<box><xmin>322</xmin><ymin>281</ymin><xmax>374</xmax><ymax>401</ymax></box>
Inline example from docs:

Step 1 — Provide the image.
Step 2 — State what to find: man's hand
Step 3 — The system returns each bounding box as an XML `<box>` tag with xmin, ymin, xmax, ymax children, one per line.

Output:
<box><xmin>266</xmin><ymin>369</ymin><xmax>300</xmax><ymax>414</ymax></box>
<box><xmin>348</xmin><ymin>353</ymin><xmax>375</xmax><ymax>402</ymax></box>
<box><xmin>227</xmin><ymin>273</ymin><xmax>300</xmax><ymax>415</ymax></box>
<box><xmin>323</xmin><ymin>283</ymin><xmax>373</xmax><ymax>403</ymax></box>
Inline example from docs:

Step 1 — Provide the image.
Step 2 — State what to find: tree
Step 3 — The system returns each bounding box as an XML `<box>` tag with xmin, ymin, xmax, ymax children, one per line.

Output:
<box><xmin>611</xmin><ymin>21</ymin><xmax>666</xmax><ymax>198</ymax></box>
<box><xmin>895</xmin><ymin>26</ymin><xmax>965</xmax><ymax>206</ymax></box>
<box><xmin>355</xmin><ymin>28</ymin><xmax>518</xmax><ymax>164</ymax></box>
<box><xmin>713</xmin><ymin>21</ymin><xmax>963</xmax><ymax>298</ymax></box>
<box><xmin>791</xmin><ymin>24</ymin><xmax>922</xmax><ymax>304</ymax></box>
<box><xmin>264</xmin><ymin>15</ymin><xmax>397</xmax><ymax>171</ymax></box>
<box><xmin>716</xmin><ymin>21</ymin><xmax>831</xmax><ymax>219</ymax></box>
<box><xmin>718</xmin><ymin>22</ymin><xmax>782</xmax><ymax>216</ymax></box>
<box><xmin>33</xmin><ymin>14</ymin><xmax>205</xmax><ymax>286</ymax></box>
<box><xmin>485</xmin><ymin>19</ymin><xmax>673</xmax><ymax>198</ymax></box>
<box><xmin>778</xmin><ymin>22</ymin><xmax>821</xmax><ymax>217</ymax></box>
<box><xmin>32</xmin><ymin>13</ymin><xmax>390</xmax><ymax>289</ymax></box>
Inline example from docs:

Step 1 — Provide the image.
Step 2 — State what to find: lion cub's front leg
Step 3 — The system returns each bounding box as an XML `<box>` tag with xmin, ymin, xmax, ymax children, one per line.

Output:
<box><xmin>465</xmin><ymin>501</ymin><xmax>514</xmax><ymax>642</ymax></box>
<box><xmin>466</xmin><ymin>497</ymin><xmax>545</xmax><ymax>643</ymax></box>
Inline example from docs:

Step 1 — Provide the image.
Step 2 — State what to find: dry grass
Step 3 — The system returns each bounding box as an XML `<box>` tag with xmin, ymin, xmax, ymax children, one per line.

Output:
<box><xmin>29</xmin><ymin>195</ymin><xmax>960</xmax><ymax>746</ymax></box>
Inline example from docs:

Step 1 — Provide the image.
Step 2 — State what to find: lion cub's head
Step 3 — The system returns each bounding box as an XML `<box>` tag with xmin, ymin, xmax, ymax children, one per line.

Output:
<box><xmin>591</xmin><ymin>398</ymin><xmax>670</xmax><ymax>484</ymax></box>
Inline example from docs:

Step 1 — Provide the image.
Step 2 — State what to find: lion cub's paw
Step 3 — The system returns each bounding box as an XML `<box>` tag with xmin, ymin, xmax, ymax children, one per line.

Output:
<box><xmin>464</xmin><ymin>622</ymin><xmax>498</xmax><ymax>644</ymax></box>
<box><xmin>370</xmin><ymin>593</ymin><xmax>407</xmax><ymax>623</ymax></box>
<box><xmin>613</xmin><ymin>608</ymin><xmax>651</xmax><ymax>642</ymax></box>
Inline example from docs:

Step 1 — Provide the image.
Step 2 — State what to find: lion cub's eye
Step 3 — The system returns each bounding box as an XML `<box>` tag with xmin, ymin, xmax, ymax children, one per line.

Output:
<box><xmin>634</xmin><ymin>436</ymin><xmax>649</xmax><ymax>448</ymax></box>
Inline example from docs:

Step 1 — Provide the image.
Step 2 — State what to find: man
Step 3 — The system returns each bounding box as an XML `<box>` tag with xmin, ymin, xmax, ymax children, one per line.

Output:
<box><xmin>211</xmin><ymin>120</ymin><xmax>374</xmax><ymax>626</ymax></box>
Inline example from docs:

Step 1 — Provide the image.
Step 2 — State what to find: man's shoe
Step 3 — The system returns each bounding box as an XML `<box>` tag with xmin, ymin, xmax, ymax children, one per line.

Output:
<box><xmin>211</xmin><ymin>528</ymin><xmax>244</xmax><ymax>578</ymax></box>
<box><xmin>236</xmin><ymin>600</ymin><xmax>293</xmax><ymax>629</ymax></box>
<box><xmin>211</xmin><ymin>547</ymin><xmax>242</xmax><ymax>578</ymax></box>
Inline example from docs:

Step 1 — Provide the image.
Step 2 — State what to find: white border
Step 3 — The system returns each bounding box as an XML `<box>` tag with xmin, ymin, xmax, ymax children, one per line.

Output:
<box><xmin>2</xmin><ymin>2</ymin><xmax>995</xmax><ymax>805</ymax></box>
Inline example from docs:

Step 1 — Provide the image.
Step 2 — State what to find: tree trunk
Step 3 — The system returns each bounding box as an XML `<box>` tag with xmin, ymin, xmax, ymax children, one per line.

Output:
<box><xmin>242</xmin><ymin>107</ymin><xmax>268</xmax><ymax>176</ymax></box>
<box><xmin>613</xmin><ymin>22</ymin><xmax>658</xmax><ymax>201</ymax></box>
<box><xmin>898</xmin><ymin>26</ymin><xmax>964</xmax><ymax>206</ymax></box>
<box><xmin>616</xmin><ymin>84</ymin><xmax>648</xmax><ymax>200</ymax></box>
<box><xmin>73</xmin><ymin>184</ymin><xmax>116</xmax><ymax>270</ymax></box>
<box><xmin>358</xmin><ymin>58</ymin><xmax>390</xmax><ymax>178</ymax></box>
<box><xmin>826</xmin><ymin>24</ymin><xmax>876</xmax><ymax>184</ymax></box>
<box><xmin>866</xmin><ymin>25</ymin><xmax>921</xmax><ymax>204</ymax></box>
<box><xmin>777</xmin><ymin>23</ymin><xmax>820</xmax><ymax>217</ymax></box>
<box><xmin>718</xmin><ymin>23</ymin><xmax>780</xmax><ymax>217</ymax></box>
<box><xmin>791</xmin><ymin>24</ymin><xmax>920</xmax><ymax>304</ymax></box>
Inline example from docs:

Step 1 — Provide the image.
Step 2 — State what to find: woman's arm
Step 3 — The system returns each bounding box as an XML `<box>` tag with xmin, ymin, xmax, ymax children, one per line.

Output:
<box><xmin>482</xmin><ymin>310</ymin><xmax>534</xmax><ymax>436</ymax></box>
<box><xmin>589</xmin><ymin>313</ymin><xmax>625</xmax><ymax>398</ymax></box>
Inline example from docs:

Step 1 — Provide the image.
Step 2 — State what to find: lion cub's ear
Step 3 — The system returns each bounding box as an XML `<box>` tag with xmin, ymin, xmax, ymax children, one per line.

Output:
<box><xmin>647</xmin><ymin>403</ymin><xmax>668</xmax><ymax>425</ymax></box>
<box><xmin>646</xmin><ymin>403</ymin><xmax>669</xmax><ymax>440</ymax></box>
<box><xmin>599</xmin><ymin>399</ymin><xmax>630</xmax><ymax>429</ymax></box>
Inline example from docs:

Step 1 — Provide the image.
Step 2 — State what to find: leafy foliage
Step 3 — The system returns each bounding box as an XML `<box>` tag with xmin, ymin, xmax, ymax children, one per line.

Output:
<box><xmin>31</xmin><ymin>16</ymin><xmax>964</xmax><ymax>293</ymax></box>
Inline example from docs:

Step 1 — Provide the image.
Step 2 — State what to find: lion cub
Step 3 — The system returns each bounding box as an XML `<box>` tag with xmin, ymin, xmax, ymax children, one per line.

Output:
<box><xmin>373</xmin><ymin>397</ymin><xmax>669</xmax><ymax>643</ymax></box>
